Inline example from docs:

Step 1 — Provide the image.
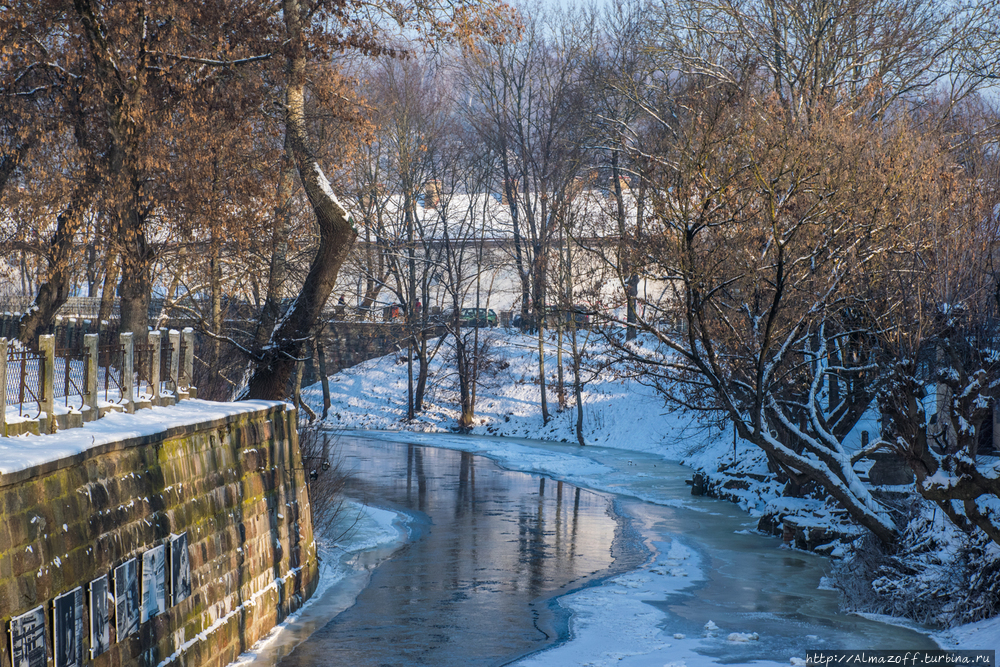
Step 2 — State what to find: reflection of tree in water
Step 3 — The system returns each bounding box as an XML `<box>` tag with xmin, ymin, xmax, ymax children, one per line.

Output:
<box><xmin>406</xmin><ymin>443</ymin><xmax>427</xmax><ymax>511</ymax></box>
<box><xmin>281</xmin><ymin>439</ymin><xmax>623</xmax><ymax>667</ymax></box>
<box><xmin>455</xmin><ymin>451</ymin><xmax>475</xmax><ymax>519</ymax></box>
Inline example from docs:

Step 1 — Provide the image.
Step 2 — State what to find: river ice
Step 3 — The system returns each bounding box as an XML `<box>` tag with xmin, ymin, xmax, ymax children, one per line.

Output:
<box><xmin>232</xmin><ymin>432</ymin><xmax>950</xmax><ymax>667</ymax></box>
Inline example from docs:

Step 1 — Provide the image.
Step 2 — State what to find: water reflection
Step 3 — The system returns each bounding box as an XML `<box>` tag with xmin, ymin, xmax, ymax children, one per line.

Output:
<box><xmin>279</xmin><ymin>437</ymin><xmax>635</xmax><ymax>667</ymax></box>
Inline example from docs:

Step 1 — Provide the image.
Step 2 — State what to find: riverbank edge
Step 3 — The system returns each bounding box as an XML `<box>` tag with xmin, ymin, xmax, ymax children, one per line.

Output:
<box><xmin>340</xmin><ymin>429</ymin><xmax>950</xmax><ymax>656</ymax></box>
<box><xmin>229</xmin><ymin>500</ymin><xmax>412</xmax><ymax>666</ymax></box>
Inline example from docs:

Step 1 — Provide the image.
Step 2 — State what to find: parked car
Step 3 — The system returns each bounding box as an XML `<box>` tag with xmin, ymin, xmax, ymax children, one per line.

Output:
<box><xmin>513</xmin><ymin>305</ymin><xmax>592</xmax><ymax>331</ymax></box>
<box><xmin>546</xmin><ymin>305</ymin><xmax>593</xmax><ymax>328</ymax></box>
<box><xmin>459</xmin><ymin>308</ymin><xmax>498</xmax><ymax>327</ymax></box>
<box><xmin>561</xmin><ymin>305</ymin><xmax>592</xmax><ymax>328</ymax></box>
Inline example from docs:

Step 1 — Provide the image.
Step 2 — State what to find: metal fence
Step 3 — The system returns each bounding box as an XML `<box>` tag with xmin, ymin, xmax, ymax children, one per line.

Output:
<box><xmin>98</xmin><ymin>343</ymin><xmax>126</xmax><ymax>404</ymax></box>
<box><xmin>134</xmin><ymin>342</ymin><xmax>156</xmax><ymax>400</ymax></box>
<box><xmin>160</xmin><ymin>340</ymin><xmax>174</xmax><ymax>393</ymax></box>
<box><xmin>6</xmin><ymin>348</ymin><xmax>45</xmax><ymax>418</ymax></box>
<box><xmin>178</xmin><ymin>337</ymin><xmax>188</xmax><ymax>386</ymax></box>
<box><xmin>54</xmin><ymin>347</ymin><xmax>90</xmax><ymax>410</ymax></box>
<box><xmin>2</xmin><ymin>328</ymin><xmax>196</xmax><ymax>435</ymax></box>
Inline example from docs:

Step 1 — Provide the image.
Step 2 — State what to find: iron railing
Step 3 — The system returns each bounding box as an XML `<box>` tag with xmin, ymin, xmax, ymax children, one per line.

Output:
<box><xmin>54</xmin><ymin>347</ymin><xmax>90</xmax><ymax>410</ymax></box>
<box><xmin>98</xmin><ymin>343</ymin><xmax>126</xmax><ymax>403</ymax></box>
<box><xmin>133</xmin><ymin>342</ymin><xmax>156</xmax><ymax>400</ymax></box>
<box><xmin>6</xmin><ymin>348</ymin><xmax>44</xmax><ymax>418</ymax></box>
<box><xmin>159</xmin><ymin>340</ymin><xmax>174</xmax><ymax>393</ymax></box>
<box><xmin>177</xmin><ymin>338</ymin><xmax>188</xmax><ymax>386</ymax></box>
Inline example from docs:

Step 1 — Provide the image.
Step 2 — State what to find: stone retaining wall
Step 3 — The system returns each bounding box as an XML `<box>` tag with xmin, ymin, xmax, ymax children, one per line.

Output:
<box><xmin>0</xmin><ymin>403</ymin><xmax>318</xmax><ymax>667</ymax></box>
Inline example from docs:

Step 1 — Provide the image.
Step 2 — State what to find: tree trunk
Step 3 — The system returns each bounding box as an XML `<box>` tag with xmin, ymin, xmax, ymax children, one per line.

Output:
<box><xmin>414</xmin><ymin>280</ymin><xmax>430</xmax><ymax>412</ymax></box>
<box><xmin>256</xmin><ymin>138</ymin><xmax>294</xmax><ymax>349</ymax></box>
<box><xmin>406</xmin><ymin>198</ymin><xmax>416</xmax><ymax>420</ymax></box>
<box><xmin>109</xmin><ymin>130</ymin><xmax>151</xmax><ymax>343</ymax></box>
<box><xmin>500</xmin><ymin>150</ymin><xmax>531</xmax><ymax>321</ymax></box>
<box><xmin>572</xmin><ymin>323</ymin><xmax>584</xmax><ymax>446</ymax></box>
<box><xmin>534</xmin><ymin>253</ymin><xmax>549</xmax><ymax>424</ymax></box>
<box><xmin>315</xmin><ymin>334</ymin><xmax>332</xmax><ymax>419</ymax></box>
<box><xmin>455</xmin><ymin>307</ymin><xmax>475</xmax><ymax>429</ymax></box>
<box><xmin>626</xmin><ymin>275</ymin><xmax>638</xmax><ymax>340</ymax></box>
<box><xmin>117</xmin><ymin>181</ymin><xmax>152</xmax><ymax>344</ymax></box>
<box><xmin>611</xmin><ymin>150</ymin><xmax>640</xmax><ymax>341</ymax></box>
<box><xmin>97</xmin><ymin>251</ymin><xmax>118</xmax><ymax>324</ymax></box>
<box><xmin>565</xmin><ymin>227</ymin><xmax>584</xmax><ymax>444</ymax></box>
<box><xmin>537</xmin><ymin>321</ymin><xmax>548</xmax><ymax>424</ymax></box>
<box><xmin>556</xmin><ymin>321</ymin><xmax>565</xmax><ymax>410</ymax></box>
<box><xmin>19</xmin><ymin>175</ymin><xmax>97</xmax><ymax>343</ymax></box>
<box><xmin>210</xmin><ymin>228</ymin><xmax>223</xmax><ymax>391</ymax></box>
<box><xmin>414</xmin><ymin>328</ymin><xmax>429</xmax><ymax>413</ymax></box>
<box><xmin>118</xmin><ymin>260</ymin><xmax>151</xmax><ymax>343</ymax></box>
<box><xmin>239</xmin><ymin>0</ymin><xmax>357</xmax><ymax>401</ymax></box>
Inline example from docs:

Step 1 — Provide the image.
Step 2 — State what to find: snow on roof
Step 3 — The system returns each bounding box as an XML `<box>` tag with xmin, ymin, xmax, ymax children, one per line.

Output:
<box><xmin>350</xmin><ymin>188</ymin><xmax>638</xmax><ymax>242</ymax></box>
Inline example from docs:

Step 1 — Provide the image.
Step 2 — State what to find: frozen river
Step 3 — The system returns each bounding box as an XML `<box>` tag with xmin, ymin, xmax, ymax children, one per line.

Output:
<box><xmin>250</xmin><ymin>432</ymin><xmax>936</xmax><ymax>666</ymax></box>
<box><xmin>278</xmin><ymin>436</ymin><xmax>641</xmax><ymax>666</ymax></box>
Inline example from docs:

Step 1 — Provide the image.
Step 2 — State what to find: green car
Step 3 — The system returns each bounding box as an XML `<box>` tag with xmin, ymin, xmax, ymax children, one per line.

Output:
<box><xmin>459</xmin><ymin>308</ymin><xmax>498</xmax><ymax>327</ymax></box>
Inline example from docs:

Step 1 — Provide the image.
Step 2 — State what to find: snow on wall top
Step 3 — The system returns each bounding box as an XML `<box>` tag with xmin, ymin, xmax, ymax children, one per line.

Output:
<box><xmin>0</xmin><ymin>399</ymin><xmax>289</xmax><ymax>477</ymax></box>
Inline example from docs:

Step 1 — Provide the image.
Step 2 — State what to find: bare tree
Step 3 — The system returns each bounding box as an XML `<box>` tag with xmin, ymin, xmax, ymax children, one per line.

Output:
<box><xmin>596</xmin><ymin>82</ymin><xmax>973</xmax><ymax>543</ymax></box>
<box><xmin>461</xmin><ymin>11</ymin><xmax>592</xmax><ymax>423</ymax></box>
<box><xmin>582</xmin><ymin>0</ymin><xmax>658</xmax><ymax>341</ymax></box>
<box><xmin>656</xmin><ymin>0</ymin><xmax>1000</xmax><ymax>122</ymax></box>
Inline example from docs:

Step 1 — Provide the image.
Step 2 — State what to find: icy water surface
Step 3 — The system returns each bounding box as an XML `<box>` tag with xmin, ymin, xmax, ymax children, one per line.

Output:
<box><xmin>277</xmin><ymin>436</ymin><xmax>641</xmax><ymax>667</ymax></box>
<box><xmin>262</xmin><ymin>433</ymin><xmax>936</xmax><ymax>667</ymax></box>
<box><xmin>341</xmin><ymin>433</ymin><xmax>938</xmax><ymax>663</ymax></box>
<box><xmin>462</xmin><ymin>437</ymin><xmax>937</xmax><ymax>661</ymax></box>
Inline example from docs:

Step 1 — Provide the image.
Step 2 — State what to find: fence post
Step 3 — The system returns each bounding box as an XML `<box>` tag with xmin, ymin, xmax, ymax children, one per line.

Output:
<box><xmin>181</xmin><ymin>327</ymin><xmax>195</xmax><ymax>399</ymax></box>
<box><xmin>149</xmin><ymin>330</ymin><xmax>161</xmax><ymax>406</ymax></box>
<box><xmin>120</xmin><ymin>331</ymin><xmax>134</xmax><ymax>414</ymax></box>
<box><xmin>84</xmin><ymin>333</ymin><xmax>98</xmax><ymax>421</ymax></box>
<box><xmin>169</xmin><ymin>329</ymin><xmax>180</xmax><ymax>397</ymax></box>
<box><xmin>293</xmin><ymin>359</ymin><xmax>303</xmax><ymax>414</ymax></box>
<box><xmin>0</xmin><ymin>337</ymin><xmax>6</xmax><ymax>438</ymax></box>
<box><xmin>39</xmin><ymin>334</ymin><xmax>55</xmax><ymax>434</ymax></box>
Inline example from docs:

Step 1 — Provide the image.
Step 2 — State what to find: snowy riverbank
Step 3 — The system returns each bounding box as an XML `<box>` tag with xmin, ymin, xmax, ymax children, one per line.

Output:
<box><xmin>293</xmin><ymin>331</ymin><xmax>999</xmax><ymax>659</ymax></box>
<box><xmin>230</xmin><ymin>500</ymin><xmax>409</xmax><ymax>666</ymax></box>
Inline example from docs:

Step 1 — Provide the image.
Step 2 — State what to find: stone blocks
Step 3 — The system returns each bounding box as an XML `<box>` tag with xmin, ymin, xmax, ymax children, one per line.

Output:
<box><xmin>0</xmin><ymin>404</ymin><xmax>318</xmax><ymax>667</ymax></box>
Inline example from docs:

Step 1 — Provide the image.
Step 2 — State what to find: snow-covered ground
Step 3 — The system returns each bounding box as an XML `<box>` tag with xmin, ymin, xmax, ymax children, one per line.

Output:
<box><xmin>308</xmin><ymin>330</ymin><xmax>718</xmax><ymax>456</ymax></box>
<box><xmin>288</xmin><ymin>330</ymin><xmax>1000</xmax><ymax>661</ymax></box>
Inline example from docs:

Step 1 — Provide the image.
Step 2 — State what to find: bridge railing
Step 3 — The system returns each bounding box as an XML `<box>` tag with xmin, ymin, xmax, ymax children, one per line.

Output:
<box><xmin>0</xmin><ymin>327</ymin><xmax>196</xmax><ymax>437</ymax></box>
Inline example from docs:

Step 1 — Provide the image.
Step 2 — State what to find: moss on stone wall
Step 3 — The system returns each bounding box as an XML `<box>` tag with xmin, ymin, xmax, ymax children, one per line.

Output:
<box><xmin>0</xmin><ymin>404</ymin><xmax>318</xmax><ymax>667</ymax></box>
